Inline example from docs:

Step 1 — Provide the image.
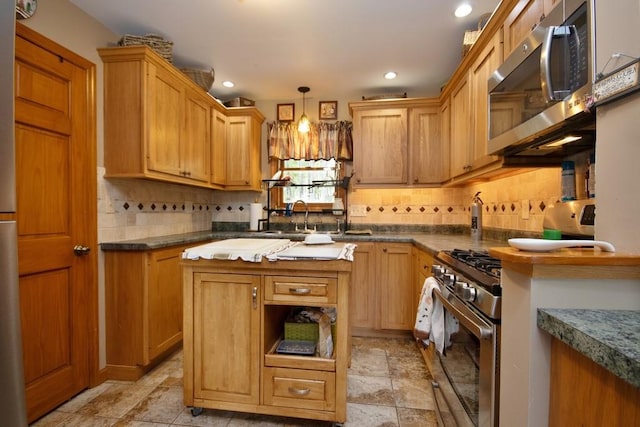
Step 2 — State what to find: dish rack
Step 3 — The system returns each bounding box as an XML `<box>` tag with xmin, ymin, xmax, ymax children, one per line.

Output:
<box><xmin>260</xmin><ymin>176</ymin><xmax>351</xmax><ymax>232</ymax></box>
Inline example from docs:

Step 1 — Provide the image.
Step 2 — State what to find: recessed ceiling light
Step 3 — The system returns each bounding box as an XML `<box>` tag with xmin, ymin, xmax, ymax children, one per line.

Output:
<box><xmin>384</xmin><ymin>71</ymin><xmax>397</xmax><ymax>80</ymax></box>
<box><xmin>455</xmin><ymin>4</ymin><xmax>472</xmax><ymax>18</ymax></box>
<box><xmin>222</xmin><ymin>80</ymin><xmax>235</xmax><ymax>88</ymax></box>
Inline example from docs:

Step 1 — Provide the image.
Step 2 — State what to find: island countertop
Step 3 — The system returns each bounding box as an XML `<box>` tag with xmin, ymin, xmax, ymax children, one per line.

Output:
<box><xmin>537</xmin><ymin>308</ymin><xmax>640</xmax><ymax>389</ymax></box>
<box><xmin>489</xmin><ymin>246</ymin><xmax>640</xmax><ymax>266</ymax></box>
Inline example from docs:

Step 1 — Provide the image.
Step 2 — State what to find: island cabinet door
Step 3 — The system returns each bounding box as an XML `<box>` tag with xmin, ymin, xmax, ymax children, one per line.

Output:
<box><xmin>192</xmin><ymin>272</ymin><xmax>261</xmax><ymax>404</ymax></box>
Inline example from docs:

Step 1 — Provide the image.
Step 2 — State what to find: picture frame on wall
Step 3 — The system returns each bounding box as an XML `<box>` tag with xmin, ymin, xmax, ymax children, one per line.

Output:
<box><xmin>277</xmin><ymin>103</ymin><xmax>295</xmax><ymax>122</ymax></box>
<box><xmin>319</xmin><ymin>101</ymin><xmax>338</xmax><ymax>120</ymax></box>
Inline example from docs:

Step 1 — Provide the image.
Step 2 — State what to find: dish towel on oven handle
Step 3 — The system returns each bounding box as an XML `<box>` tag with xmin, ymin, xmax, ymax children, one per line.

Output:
<box><xmin>413</xmin><ymin>276</ymin><xmax>459</xmax><ymax>355</ymax></box>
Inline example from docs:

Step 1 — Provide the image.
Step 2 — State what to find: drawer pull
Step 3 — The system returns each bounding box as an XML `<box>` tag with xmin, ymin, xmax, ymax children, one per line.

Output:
<box><xmin>289</xmin><ymin>288</ymin><xmax>311</xmax><ymax>295</ymax></box>
<box><xmin>288</xmin><ymin>386</ymin><xmax>311</xmax><ymax>396</ymax></box>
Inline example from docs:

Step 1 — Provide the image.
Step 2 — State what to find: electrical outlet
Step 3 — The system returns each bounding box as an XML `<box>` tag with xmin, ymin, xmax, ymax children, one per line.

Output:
<box><xmin>521</xmin><ymin>199</ymin><xmax>530</xmax><ymax>220</ymax></box>
<box><xmin>350</xmin><ymin>204</ymin><xmax>367</xmax><ymax>217</ymax></box>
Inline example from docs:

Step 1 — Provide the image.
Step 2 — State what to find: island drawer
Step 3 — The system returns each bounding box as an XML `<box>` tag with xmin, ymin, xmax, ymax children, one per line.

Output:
<box><xmin>263</xmin><ymin>367</ymin><xmax>335</xmax><ymax>411</ymax></box>
<box><xmin>264</xmin><ymin>275</ymin><xmax>337</xmax><ymax>304</ymax></box>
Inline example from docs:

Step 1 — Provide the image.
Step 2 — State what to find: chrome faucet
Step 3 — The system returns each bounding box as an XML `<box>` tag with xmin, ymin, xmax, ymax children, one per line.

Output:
<box><xmin>293</xmin><ymin>199</ymin><xmax>309</xmax><ymax>232</ymax></box>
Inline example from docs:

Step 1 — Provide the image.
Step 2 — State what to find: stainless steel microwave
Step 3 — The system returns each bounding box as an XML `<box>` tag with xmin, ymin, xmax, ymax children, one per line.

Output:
<box><xmin>487</xmin><ymin>0</ymin><xmax>595</xmax><ymax>157</ymax></box>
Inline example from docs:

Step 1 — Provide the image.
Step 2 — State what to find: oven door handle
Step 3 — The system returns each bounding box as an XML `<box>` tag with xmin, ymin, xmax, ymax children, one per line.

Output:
<box><xmin>433</xmin><ymin>286</ymin><xmax>493</xmax><ymax>340</ymax></box>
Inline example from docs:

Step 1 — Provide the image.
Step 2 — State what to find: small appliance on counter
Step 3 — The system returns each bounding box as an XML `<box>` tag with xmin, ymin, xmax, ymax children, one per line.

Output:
<box><xmin>508</xmin><ymin>199</ymin><xmax>615</xmax><ymax>252</ymax></box>
<box><xmin>542</xmin><ymin>199</ymin><xmax>596</xmax><ymax>239</ymax></box>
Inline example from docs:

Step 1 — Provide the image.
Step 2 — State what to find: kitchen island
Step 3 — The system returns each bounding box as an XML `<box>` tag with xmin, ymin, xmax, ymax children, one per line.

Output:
<box><xmin>538</xmin><ymin>309</ymin><xmax>640</xmax><ymax>425</ymax></box>
<box><xmin>489</xmin><ymin>247</ymin><xmax>640</xmax><ymax>427</ymax></box>
<box><xmin>180</xmin><ymin>239</ymin><xmax>353</xmax><ymax>425</ymax></box>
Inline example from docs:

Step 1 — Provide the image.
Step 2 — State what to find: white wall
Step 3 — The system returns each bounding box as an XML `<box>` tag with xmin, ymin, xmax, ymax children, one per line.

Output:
<box><xmin>594</xmin><ymin>0</ymin><xmax>640</xmax><ymax>253</ymax></box>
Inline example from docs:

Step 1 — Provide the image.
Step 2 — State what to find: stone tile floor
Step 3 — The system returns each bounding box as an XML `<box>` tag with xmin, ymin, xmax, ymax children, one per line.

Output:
<box><xmin>32</xmin><ymin>336</ymin><xmax>438</xmax><ymax>427</ymax></box>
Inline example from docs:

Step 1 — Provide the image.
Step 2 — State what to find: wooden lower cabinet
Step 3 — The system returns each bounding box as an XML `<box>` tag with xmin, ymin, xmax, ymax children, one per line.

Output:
<box><xmin>549</xmin><ymin>338</ymin><xmax>640</xmax><ymax>426</ymax></box>
<box><xmin>413</xmin><ymin>247</ymin><xmax>434</xmax><ymax>301</ymax></box>
<box><xmin>183</xmin><ymin>259</ymin><xmax>351</xmax><ymax>424</ymax></box>
<box><xmin>350</xmin><ymin>242</ymin><xmax>377</xmax><ymax>330</ymax></box>
<box><xmin>350</xmin><ymin>242</ymin><xmax>414</xmax><ymax>333</ymax></box>
<box><xmin>412</xmin><ymin>247</ymin><xmax>436</xmax><ymax>371</ymax></box>
<box><xmin>104</xmin><ymin>242</ymin><xmax>201</xmax><ymax>380</ymax></box>
<box><xmin>378</xmin><ymin>243</ymin><xmax>414</xmax><ymax>330</ymax></box>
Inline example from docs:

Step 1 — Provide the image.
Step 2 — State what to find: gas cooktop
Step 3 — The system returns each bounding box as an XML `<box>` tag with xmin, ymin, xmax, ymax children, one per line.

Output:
<box><xmin>437</xmin><ymin>249</ymin><xmax>502</xmax><ymax>296</ymax></box>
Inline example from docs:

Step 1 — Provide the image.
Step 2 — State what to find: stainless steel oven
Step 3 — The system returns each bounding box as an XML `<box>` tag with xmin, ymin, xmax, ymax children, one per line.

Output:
<box><xmin>430</xmin><ymin>250</ymin><xmax>502</xmax><ymax>427</ymax></box>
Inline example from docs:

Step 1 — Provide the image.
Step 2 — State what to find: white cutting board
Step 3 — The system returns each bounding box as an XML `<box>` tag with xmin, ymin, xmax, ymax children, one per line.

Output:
<box><xmin>508</xmin><ymin>238</ymin><xmax>615</xmax><ymax>252</ymax></box>
<box><xmin>276</xmin><ymin>243</ymin><xmax>344</xmax><ymax>259</ymax></box>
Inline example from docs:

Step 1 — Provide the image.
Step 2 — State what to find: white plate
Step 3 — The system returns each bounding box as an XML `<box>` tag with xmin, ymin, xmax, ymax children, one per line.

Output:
<box><xmin>268</xmin><ymin>170</ymin><xmax>282</xmax><ymax>188</ymax></box>
<box><xmin>508</xmin><ymin>238</ymin><xmax>615</xmax><ymax>252</ymax></box>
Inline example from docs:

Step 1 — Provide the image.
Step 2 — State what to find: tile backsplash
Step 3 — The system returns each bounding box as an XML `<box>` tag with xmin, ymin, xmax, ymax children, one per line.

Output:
<box><xmin>210</xmin><ymin>168</ymin><xmax>563</xmax><ymax>234</ymax></box>
<box><xmin>97</xmin><ymin>167</ymin><xmax>215</xmax><ymax>242</ymax></box>
<box><xmin>98</xmin><ymin>166</ymin><xmax>563</xmax><ymax>242</ymax></box>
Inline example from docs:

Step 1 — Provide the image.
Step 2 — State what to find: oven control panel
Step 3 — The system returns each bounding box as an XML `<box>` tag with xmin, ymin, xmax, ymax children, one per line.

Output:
<box><xmin>431</xmin><ymin>262</ymin><xmax>501</xmax><ymax>320</ymax></box>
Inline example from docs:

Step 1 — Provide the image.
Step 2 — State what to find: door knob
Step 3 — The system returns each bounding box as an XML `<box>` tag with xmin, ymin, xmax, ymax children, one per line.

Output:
<box><xmin>73</xmin><ymin>245</ymin><xmax>91</xmax><ymax>256</ymax></box>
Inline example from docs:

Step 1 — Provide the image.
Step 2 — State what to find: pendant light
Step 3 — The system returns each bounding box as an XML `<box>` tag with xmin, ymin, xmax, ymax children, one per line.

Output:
<box><xmin>297</xmin><ymin>86</ymin><xmax>310</xmax><ymax>133</ymax></box>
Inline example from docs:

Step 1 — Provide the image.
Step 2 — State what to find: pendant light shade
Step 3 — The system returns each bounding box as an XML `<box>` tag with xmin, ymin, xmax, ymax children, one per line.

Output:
<box><xmin>297</xmin><ymin>86</ymin><xmax>310</xmax><ymax>133</ymax></box>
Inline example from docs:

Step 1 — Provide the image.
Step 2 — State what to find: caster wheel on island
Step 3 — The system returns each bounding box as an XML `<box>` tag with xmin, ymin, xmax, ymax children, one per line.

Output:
<box><xmin>190</xmin><ymin>407</ymin><xmax>204</xmax><ymax>417</ymax></box>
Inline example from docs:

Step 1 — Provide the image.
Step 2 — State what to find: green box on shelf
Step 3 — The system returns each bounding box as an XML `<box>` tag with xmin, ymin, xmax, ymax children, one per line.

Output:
<box><xmin>284</xmin><ymin>322</ymin><xmax>336</xmax><ymax>345</ymax></box>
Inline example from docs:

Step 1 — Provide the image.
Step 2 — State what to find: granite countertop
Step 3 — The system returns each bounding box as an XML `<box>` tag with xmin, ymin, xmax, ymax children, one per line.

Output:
<box><xmin>537</xmin><ymin>308</ymin><xmax>640</xmax><ymax>388</ymax></box>
<box><xmin>99</xmin><ymin>229</ymin><xmax>509</xmax><ymax>254</ymax></box>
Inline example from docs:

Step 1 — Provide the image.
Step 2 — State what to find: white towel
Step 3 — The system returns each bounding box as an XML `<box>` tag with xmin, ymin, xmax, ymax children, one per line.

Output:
<box><xmin>444</xmin><ymin>311</ymin><xmax>459</xmax><ymax>350</ymax></box>
<box><xmin>413</xmin><ymin>277</ymin><xmax>442</xmax><ymax>343</ymax></box>
<box><xmin>413</xmin><ymin>277</ymin><xmax>458</xmax><ymax>355</ymax></box>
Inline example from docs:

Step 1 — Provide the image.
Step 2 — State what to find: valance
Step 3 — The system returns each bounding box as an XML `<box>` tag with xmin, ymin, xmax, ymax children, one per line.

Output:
<box><xmin>267</xmin><ymin>121</ymin><xmax>352</xmax><ymax>160</ymax></box>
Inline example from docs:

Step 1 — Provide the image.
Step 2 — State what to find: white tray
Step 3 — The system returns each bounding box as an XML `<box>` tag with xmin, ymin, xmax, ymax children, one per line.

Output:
<box><xmin>508</xmin><ymin>238</ymin><xmax>615</xmax><ymax>252</ymax></box>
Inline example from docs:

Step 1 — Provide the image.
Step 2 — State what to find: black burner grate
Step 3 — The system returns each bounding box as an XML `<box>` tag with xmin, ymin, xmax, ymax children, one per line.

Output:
<box><xmin>448</xmin><ymin>249</ymin><xmax>502</xmax><ymax>280</ymax></box>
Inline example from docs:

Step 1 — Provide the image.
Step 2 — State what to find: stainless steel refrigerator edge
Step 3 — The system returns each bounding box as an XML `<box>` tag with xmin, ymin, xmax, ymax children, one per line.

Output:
<box><xmin>0</xmin><ymin>0</ymin><xmax>28</xmax><ymax>424</ymax></box>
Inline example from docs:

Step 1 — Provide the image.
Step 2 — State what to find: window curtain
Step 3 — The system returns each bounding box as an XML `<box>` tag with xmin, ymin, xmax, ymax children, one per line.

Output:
<box><xmin>267</xmin><ymin>121</ymin><xmax>353</xmax><ymax>160</ymax></box>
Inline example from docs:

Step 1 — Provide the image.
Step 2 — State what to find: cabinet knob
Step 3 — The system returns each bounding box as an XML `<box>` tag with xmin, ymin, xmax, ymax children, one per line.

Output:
<box><xmin>383</xmin><ymin>247</ymin><xmax>388</xmax><ymax>253</ymax></box>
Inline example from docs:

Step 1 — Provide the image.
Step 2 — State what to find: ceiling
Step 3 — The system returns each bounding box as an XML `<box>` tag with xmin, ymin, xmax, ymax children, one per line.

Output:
<box><xmin>70</xmin><ymin>0</ymin><xmax>500</xmax><ymax>103</ymax></box>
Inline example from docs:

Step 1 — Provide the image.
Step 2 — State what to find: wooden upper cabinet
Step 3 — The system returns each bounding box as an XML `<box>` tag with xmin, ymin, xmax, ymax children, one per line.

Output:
<box><xmin>409</xmin><ymin>103</ymin><xmax>448</xmax><ymax>184</ymax></box>
<box><xmin>503</xmin><ymin>0</ymin><xmax>560</xmax><ymax>55</ymax></box>
<box><xmin>352</xmin><ymin>107</ymin><xmax>408</xmax><ymax>185</ymax></box>
<box><xmin>440</xmin><ymin>99</ymin><xmax>451</xmax><ymax>180</ymax></box>
<box><xmin>224</xmin><ymin>110</ymin><xmax>264</xmax><ymax>191</ymax></box>
<box><xmin>350</xmin><ymin>99</ymin><xmax>446</xmax><ymax>186</ymax></box>
<box><xmin>470</xmin><ymin>29</ymin><xmax>503</xmax><ymax>170</ymax></box>
<box><xmin>100</xmin><ymin>46</ymin><xmax>211</xmax><ymax>186</ymax></box>
<box><xmin>210</xmin><ymin>108</ymin><xmax>228</xmax><ymax>187</ymax></box>
<box><xmin>450</xmin><ymin>76</ymin><xmax>472</xmax><ymax>177</ymax></box>
<box><xmin>145</xmin><ymin>62</ymin><xmax>184</xmax><ymax>177</ymax></box>
<box><xmin>182</xmin><ymin>87</ymin><xmax>211</xmax><ymax>182</ymax></box>
<box><xmin>99</xmin><ymin>46</ymin><xmax>263</xmax><ymax>190</ymax></box>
